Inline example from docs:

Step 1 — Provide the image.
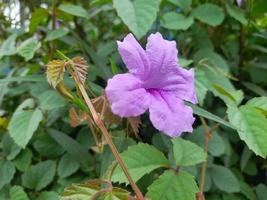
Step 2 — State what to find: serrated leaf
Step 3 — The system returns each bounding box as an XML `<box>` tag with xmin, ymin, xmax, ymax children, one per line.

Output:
<box><xmin>112</xmin><ymin>143</ymin><xmax>169</xmax><ymax>184</ymax></box>
<box><xmin>227</xmin><ymin>105</ymin><xmax>267</xmax><ymax>158</ymax></box>
<box><xmin>226</xmin><ymin>4</ymin><xmax>247</xmax><ymax>25</ymax></box>
<box><xmin>146</xmin><ymin>170</ymin><xmax>199</xmax><ymax>200</ymax></box>
<box><xmin>59</xmin><ymin>180</ymin><xmax>131</xmax><ymax>200</ymax></box>
<box><xmin>0</xmin><ymin>160</ymin><xmax>16</xmax><ymax>189</ymax></box>
<box><xmin>71</xmin><ymin>56</ymin><xmax>88</xmax><ymax>84</ymax></box>
<box><xmin>210</xmin><ymin>165</ymin><xmax>240</xmax><ymax>193</ymax></box>
<box><xmin>8</xmin><ymin>99</ymin><xmax>43</xmax><ymax>148</ymax></box>
<box><xmin>45</xmin><ymin>29</ymin><xmax>69</xmax><ymax>41</ymax></box>
<box><xmin>57</xmin><ymin>153</ymin><xmax>80</xmax><ymax>178</ymax></box>
<box><xmin>46</xmin><ymin>60</ymin><xmax>66</xmax><ymax>88</ymax></box>
<box><xmin>38</xmin><ymin>90</ymin><xmax>67</xmax><ymax>110</ymax></box>
<box><xmin>192</xmin><ymin>3</ymin><xmax>225</xmax><ymax>26</ymax></box>
<box><xmin>247</xmin><ymin>97</ymin><xmax>267</xmax><ymax>115</ymax></box>
<box><xmin>22</xmin><ymin>160</ymin><xmax>56</xmax><ymax>191</ymax></box>
<box><xmin>172</xmin><ymin>137</ymin><xmax>206</xmax><ymax>166</ymax></box>
<box><xmin>113</xmin><ymin>0</ymin><xmax>160</xmax><ymax>38</ymax></box>
<box><xmin>0</xmin><ymin>34</ymin><xmax>17</xmax><ymax>58</ymax></box>
<box><xmin>161</xmin><ymin>12</ymin><xmax>194</xmax><ymax>30</ymax></box>
<box><xmin>58</xmin><ymin>4</ymin><xmax>88</xmax><ymax>18</ymax></box>
<box><xmin>17</xmin><ymin>38</ymin><xmax>41</xmax><ymax>61</ymax></box>
<box><xmin>127</xmin><ymin>117</ymin><xmax>141</xmax><ymax>137</ymax></box>
<box><xmin>9</xmin><ymin>186</ymin><xmax>30</xmax><ymax>200</ymax></box>
<box><xmin>13</xmin><ymin>149</ymin><xmax>33</xmax><ymax>172</ymax></box>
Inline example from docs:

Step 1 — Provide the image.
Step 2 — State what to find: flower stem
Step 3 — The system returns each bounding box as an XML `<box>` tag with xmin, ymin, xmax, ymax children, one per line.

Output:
<box><xmin>73</xmin><ymin>75</ymin><xmax>144</xmax><ymax>200</ymax></box>
<box><xmin>199</xmin><ymin>117</ymin><xmax>212</xmax><ymax>200</ymax></box>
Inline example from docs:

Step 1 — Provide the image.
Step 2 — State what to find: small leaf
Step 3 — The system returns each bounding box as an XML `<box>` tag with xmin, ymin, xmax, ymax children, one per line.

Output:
<box><xmin>167</xmin><ymin>0</ymin><xmax>192</xmax><ymax>10</ymax></box>
<box><xmin>113</xmin><ymin>0</ymin><xmax>160</xmax><ymax>38</ymax></box>
<box><xmin>71</xmin><ymin>56</ymin><xmax>88</xmax><ymax>84</ymax></box>
<box><xmin>127</xmin><ymin>117</ymin><xmax>141</xmax><ymax>137</ymax></box>
<box><xmin>36</xmin><ymin>191</ymin><xmax>58</xmax><ymax>200</ymax></box>
<box><xmin>57</xmin><ymin>153</ymin><xmax>80</xmax><ymax>178</ymax></box>
<box><xmin>0</xmin><ymin>34</ymin><xmax>17</xmax><ymax>58</ymax></box>
<box><xmin>227</xmin><ymin>105</ymin><xmax>267</xmax><ymax>158</ymax></box>
<box><xmin>9</xmin><ymin>186</ymin><xmax>30</xmax><ymax>200</ymax></box>
<box><xmin>0</xmin><ymin>160</ymin><xmax>16</xmax><ymax>189</ymax></box>
<box><xmin>210</xmin><ymin>165</ymin><xmax>240</xmax><ymax>193</ymax></box>
<box><xmin>226</xmin><ymin>4</ymin><xmax>247</xmax><ymax>25</ymax></box>
<box><xmin>161</xmin><ymin>12</ymin><xmax>194</xmax><ymax>30</ymax></box>
<box><xmin>17</xmin><ymin>38</ymin><xmax>41</xmax><ymax>61</ymax></box>
<box><xmin>172</xmin><ymin>137</ymin><xmax>206</xmax><ymax>166</ymax></box>
<box><xmin>46</xmin><ymin>60</ymin><xmax>66</xmax><ymax>88</ymax></box>
<box><xmin>13</xmin><ymin>149</ymin><xmax>33</xmax><ymax>172</ymax></box>
<box><xmin>146</xmin><ymin>170</ymin><xmax>199</xmax><ymax>200</ymax></box>
<box><xmin>22</xmin><ymin>160</ymin><xmax>56</xmax><ymax>191</ymax></box>
<box><xmin>69</xmin><ymin>107</ymin><xmax>89</xmax><ymax>127</ymax></box>
<box><xmin>187</xmin><ymin>103</ymin><xmax>236</xmax><ymax>130</ymax></box>
<box><xmin>29</xmin><ymin>8</ymin><xmax>49</xmax><ymax>33</ymax></box>
<box><xmin>192</xmin><ymin>3</ymin><xmax>225</xmax><ymax>26</ymax></box>
<box><xmin>58</xmin><ymin>4</ymin><xmax>88</xmax><ymax>18</ymax></box>
<box><xmin>8</xmin><ymin>99</ymin><xmax>43</xmax><ymax>148</ymax></box>
<box><xmin>45</xmin><ymin>29</ymin><xmax>69</xmax><ymax>41</ymax></box>
<box><xmin>112</xmin><ymin>143</ymin><xmax>169</xmax><ymax>184</ymax></box>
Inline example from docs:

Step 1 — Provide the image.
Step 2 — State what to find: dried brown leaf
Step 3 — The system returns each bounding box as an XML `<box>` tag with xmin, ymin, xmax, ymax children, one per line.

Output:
<box><xmin>92</xmin><ymin>95</ymin><xmax>121</xmax><ymax>124</ymax></box>
<box><xmin>127</xmin><ymin>117</ymin><xmax>141</xmax><ymax>138</ymax></box>
<box><xmin>46</xmin><ymin>60</ymin><xmax>65</xmax><ymax>88</ymax></box>
<box><xmin>72</xmin><ymin>56</ymin><xmax>88</xmax><ymax>84</ymax></box>
<box><xmin>69</xmin><ymin>107</ymin><xmax>89</xmax><ymax>127</ymax></box>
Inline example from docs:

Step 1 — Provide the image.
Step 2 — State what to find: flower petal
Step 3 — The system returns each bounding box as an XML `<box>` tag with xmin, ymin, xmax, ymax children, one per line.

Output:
<box><xmin>117</xmin><ymin>33</ymin><xmax>149</xmax><ymax>76</ymax></box>
<box><xmin>148</xmin><ymin>90</ymin><xmax>195</xmax><ymax>137</ymax></box>
<box><xmin>146</xmin><ymin>32</ymin><xmax>178</xmax><ymax>74</ymax></box>
<box><xmin>105</xmin><ymin>73</ymin><xmax>150</xmax><ymax>117</ymax></box>
<box><xmin>162</xmin><ymin>68</ymin><xmax>198</xmax><ymax>104</ymax></box>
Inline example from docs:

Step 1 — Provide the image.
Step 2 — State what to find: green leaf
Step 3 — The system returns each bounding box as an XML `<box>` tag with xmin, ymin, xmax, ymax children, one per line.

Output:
<box><xmin>227</xmin><ymin>105</ymin><xmax>267</xmax><ymax>158</ymax></box>
<box><xmin>36</xmin><ymin>191</ymin><xmax>58</xmax><ymax>200</ymax></box>
<box><xmin>57</xmin><ymin>153</ymin><xmax>80</xmax><ymax>178</ymax></box>
<box><xmin>256</xmin><ymin>184</ymin><xmax>267</xmax><ymax>200</ymax></box>
<box><xmin>0</xmin><ymin>160</ymin><xmax>16</xmax><ymax>189</ymax></box>
<box><xmin>247</xmin><ymin>97</ymin><xmax>267</xmax><ymax>113</ymax></box>
<box><xmin>146</xmin><ymin>170</ymin><xmax>199</xmax><ymax>200</ymax></box>
<box><xmin>161</xmin><ymin>12</ymin><xmax>194</xmax><ymax>30</ymax></box>
<box><xmin>192</xmin><ymin>3</ymin><xmax>225</xmax><ymax>26</ymax></box>
<box><xmin>58</xmin><ymin>4</ymin><xmax>88</xmax><ymax>18</ymax></box>
<box><xmin>33</xmin><ymin>132</ymin><xmax>65</xmax><ymax>158</ymax></box>
<box><xmin>45</xmin><ymin>29</ymin><xmax>69</xmax><ymax>41</ymax></box>
<box><xmin>113</xmin><ymin>0</ymin><xmax>160</xmax><ymax>38</ymax></box>
<box><xmin>48</xmin><ymin>129</ymin><xmax>93</xmax><ymax>172</ymax></box>
<box><xmin>16</xmin><ymin>38</ymin><xmax>41</xmax><ymax>61</ymax></box>
<box><xmin>112</xmin><ymin>143</ymin><xmax>169</xmax><ymax>184</ymax></box>
<box><xmin>226</xmin><ymin>4</ymin><xmax>247</xmax><ymax>25</ymax></box>
<box><xmin>13</xmin><ymin>149</ymin><xmax>33</xmax><ymax>172</ymax></box>
<box><xmin>0</xmin><ymin>75</ymin><xmax>46</xmax><ymax>84</ymax></box>
<box><xmin>195</xmin><ymin>68</ymin><xmax>209</xmax><ymax>105</ymax></box>
<box><xmin>242</xmin><ymin>82</ymin><xmax>267</xmax><ymax>97</ymax></box>
<box><xmin>172</xmin><ymin>137</ymin><xmax>206</xmax><ymax>166</ymax></box>
<box><xmin>239</xmin><ymin>181</ymin><xmax>257</xmax><ymax>200</ymax></box>
<box><xmin>168</xmin><ymin>0</ymin><xmax>192</xmax><ymax>10</ymax></box>
<box><xmin>22</xmin><ymin>160</ymin><xmax>56</xmax><ymax>191</ymax></box>
<box><xmin>29</xmin><ymin>8</ymin><xmax>49</xmax><ymax>33</ymax></box>
<box><xmin>2</xmin><ymin>134</ymin><xmax>21</xmax><ymax>160</ymax></box>
<box><xmin>0</xmin><ymin>34</ymin><xmax>17</xmax><ymax>59</ymax></box>
<box><xmin>210</xmin><ymin>165</ymin><xmax>240</xmax><ymax>193</ymax></box>
<box><xmin>37</xmin><ymin>90</ymin><xmax>67</xmax><ymax>110</ymax></box>
<box><xmin>9</xmin><ymin>186</ymin><xmax>30</xmax><ymax>200</ymax></box>
<box><xmin>187</xmin><ymin>103</ymin><xmax>236</xmax><ymax>130</ymax></box>
<box><xmin>8</xmin><ymin>99</ymin><xmax>43</xmax><ymax>148</ymax></box>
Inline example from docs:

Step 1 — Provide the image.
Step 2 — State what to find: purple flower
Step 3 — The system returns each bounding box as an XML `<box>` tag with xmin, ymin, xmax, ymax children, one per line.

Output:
<box><xmin>105</xmin><ymin>33</ymin><xmax>197</xmax><ymax>137</ymax></box>
<box><xmin>236</xmin><ymin>0</ymin><xmax>243</xmax><ymax>7</ymax></box>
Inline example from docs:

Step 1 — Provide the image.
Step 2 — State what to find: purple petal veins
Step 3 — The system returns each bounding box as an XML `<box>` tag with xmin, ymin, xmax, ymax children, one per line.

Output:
<box><xmin>105</xmin><ymin>32</ymin><xmax>197</xmax><ymax>137</ymax></box>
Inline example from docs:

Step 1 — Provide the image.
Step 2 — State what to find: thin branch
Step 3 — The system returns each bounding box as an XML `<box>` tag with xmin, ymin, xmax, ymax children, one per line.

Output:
<box><xmin>72</xmin><ymin>73</ymin><xmax>144</xmax><ymax>200</ymax></box>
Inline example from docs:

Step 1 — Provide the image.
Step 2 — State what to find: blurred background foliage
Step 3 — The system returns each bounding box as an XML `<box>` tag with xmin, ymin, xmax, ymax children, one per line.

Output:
<box><xmin>0</xmin><ymin>0</ymin><xmax>267</xmax><ymax>199</ymax></box>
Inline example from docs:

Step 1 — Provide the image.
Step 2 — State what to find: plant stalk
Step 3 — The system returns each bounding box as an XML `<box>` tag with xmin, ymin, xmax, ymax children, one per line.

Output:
<box><xmin>73</xmin><ymin>75</ymin><xmax>144</xmax><ymax>200</ymax></box>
